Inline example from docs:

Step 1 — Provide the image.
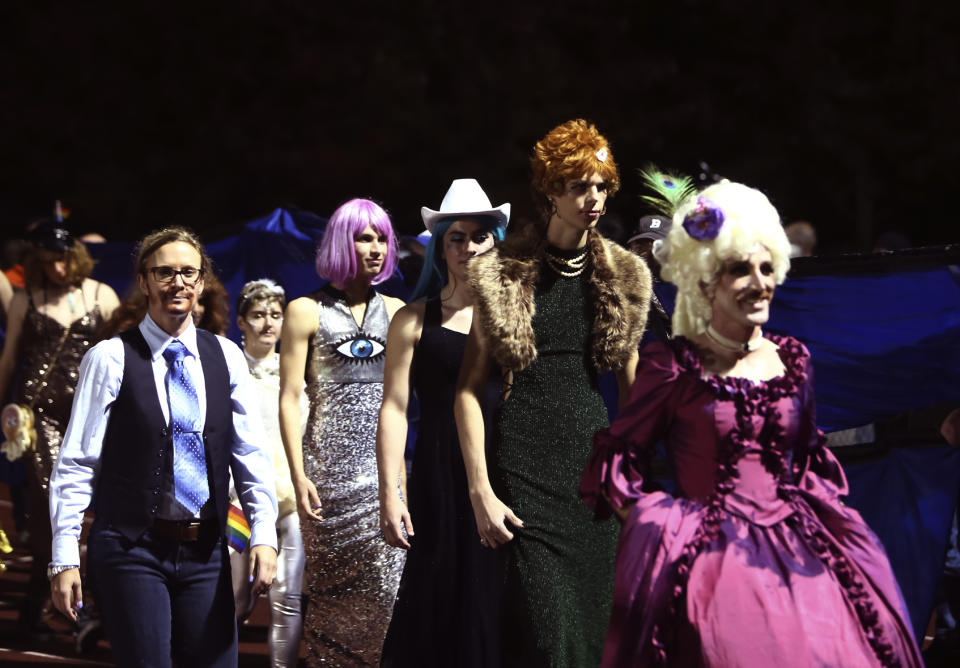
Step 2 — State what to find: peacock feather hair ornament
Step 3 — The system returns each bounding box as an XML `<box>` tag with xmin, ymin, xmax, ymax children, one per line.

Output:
<box><xmin>638</xmin><ymin>165</ymin><xmax>699</xmax><ymax>218</ymax></box>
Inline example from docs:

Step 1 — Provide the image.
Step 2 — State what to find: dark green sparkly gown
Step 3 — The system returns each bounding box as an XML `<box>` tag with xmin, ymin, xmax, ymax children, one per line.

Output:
<box><xmin>492</xmin><ymin>247</ymin><xmax>619</xmax><ymax>667</ymax></box>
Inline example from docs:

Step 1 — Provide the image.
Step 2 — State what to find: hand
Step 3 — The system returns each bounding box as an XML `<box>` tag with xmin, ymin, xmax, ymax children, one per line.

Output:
<box><xmin>50</xmin><ymin>568</ymin><xmax>82</xmax><ymax>622</ymax></box>
<box><xmin>248</xmin><ymin>544</ymin><xmax>278</xmax><ymax>598</ymax></box>
<box><xmin>380</xmin><ymin>492</ymin><xmax>414</xmax><ymax>549</ymax></box>
<box><xmin>612</xmin><ymin>501</ymin><xmax>636</xmax><ymax>523</ymax></box>
<box><xmin>294</xmin><ymin>475</ymin><xmax>323</xmax><ymax>521</ymax></box>
<box><xmin>470</xmin><ymin>488</ymin><xmax>523</xmax><ymax>548</ymax></box>
<box><xmin>602</xmin><ymin>489</ymin><xmax>636</xmax><ymax>523</ymax></box>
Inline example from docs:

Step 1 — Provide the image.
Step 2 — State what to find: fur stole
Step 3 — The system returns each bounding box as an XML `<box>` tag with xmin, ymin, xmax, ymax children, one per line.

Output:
<box><xmin>468</xmin><ymin>225</ymin><xmax>652</xmax><ymax>372</ymax></box>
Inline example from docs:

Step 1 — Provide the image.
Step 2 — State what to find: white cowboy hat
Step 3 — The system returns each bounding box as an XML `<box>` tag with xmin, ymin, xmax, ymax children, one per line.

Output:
<box><xmin>420</xmin><ymin>178</ymin><xmax>511</xmax><ymax>233</ymax></box>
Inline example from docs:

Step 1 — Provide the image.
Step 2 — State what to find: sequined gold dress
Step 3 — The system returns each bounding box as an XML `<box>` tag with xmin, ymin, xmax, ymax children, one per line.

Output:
<box><xmin>16</xmin><ymin>289</ymin><xmax>104</xmax><ymax>625</ymax></box>
<box><xmin>301</xmin><ymin>285</ymin><xmax>405</xmax><ymax>666</ymax></box>
<box><xmin>18</xmin><ymin>298</ymin><xmax>103</xmax><ymax>493</ymax></box>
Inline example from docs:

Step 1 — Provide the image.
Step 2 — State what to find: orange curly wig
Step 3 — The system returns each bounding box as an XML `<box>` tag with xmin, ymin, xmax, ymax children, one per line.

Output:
<box><xmin>530</xmin><ymin>119</ymin><xmax>620</xmax><ymax>221</ymax></box>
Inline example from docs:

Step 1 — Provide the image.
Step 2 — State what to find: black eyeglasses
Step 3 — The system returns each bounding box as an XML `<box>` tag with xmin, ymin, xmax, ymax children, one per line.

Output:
<box><xmin>147</xmin><ymin>266</ymin><xmax>204</xmax><ymax>286</ymax></box>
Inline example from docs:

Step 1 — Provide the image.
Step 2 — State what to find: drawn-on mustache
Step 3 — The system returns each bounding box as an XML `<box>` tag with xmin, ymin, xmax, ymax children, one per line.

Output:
<box><xmin>740</xmin><ymin>288</ymin><xmax>774</xmax><ymax>302</ymax></box>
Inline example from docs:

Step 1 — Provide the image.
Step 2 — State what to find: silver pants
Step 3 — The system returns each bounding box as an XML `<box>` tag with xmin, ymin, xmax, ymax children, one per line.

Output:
<box><xmin>231</xmin><ymin>511</ymin><xmax>305</xmax><ymax>667</ymax></box>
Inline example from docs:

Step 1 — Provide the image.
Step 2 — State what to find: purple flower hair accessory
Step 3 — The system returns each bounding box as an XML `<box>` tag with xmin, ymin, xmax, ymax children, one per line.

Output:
<box><xmin>682</xmin><ymin>197</ymin><xmax>725</xmax><ymax>240</ymax></box>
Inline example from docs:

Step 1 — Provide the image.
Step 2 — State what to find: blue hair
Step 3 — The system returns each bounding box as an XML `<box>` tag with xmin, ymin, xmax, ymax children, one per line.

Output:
<box><xmin>410</xmin><ymin>216</ymin><xmax>506</xmax><ymax>301</ymax></box>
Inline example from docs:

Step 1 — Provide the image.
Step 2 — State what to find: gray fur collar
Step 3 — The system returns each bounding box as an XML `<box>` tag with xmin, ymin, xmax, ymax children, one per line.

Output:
<box><xmin>468</xmin><ymin>226</ymin><xmax>651</xmax><ymax>372</ymax></box>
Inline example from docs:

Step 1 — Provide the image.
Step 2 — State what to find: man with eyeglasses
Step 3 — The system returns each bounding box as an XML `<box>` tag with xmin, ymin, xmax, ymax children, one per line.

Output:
<box><xmin>47</xmin><ymin>227</ymin><xmax>278</xmax><ymax>667</ymax></box>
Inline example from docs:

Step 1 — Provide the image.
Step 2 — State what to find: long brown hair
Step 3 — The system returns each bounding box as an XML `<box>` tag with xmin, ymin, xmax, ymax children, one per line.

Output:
<box><xmin>23</xmin><ymin>239</ymin><xmax>95</xmax><ymax>289</ymax></box>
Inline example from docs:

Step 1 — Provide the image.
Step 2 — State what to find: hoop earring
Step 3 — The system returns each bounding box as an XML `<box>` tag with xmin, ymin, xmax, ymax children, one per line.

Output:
<box><xmin>600</xmin><ymin>205</ymin><xmax>607</xmax><ymax>216</ymax></box>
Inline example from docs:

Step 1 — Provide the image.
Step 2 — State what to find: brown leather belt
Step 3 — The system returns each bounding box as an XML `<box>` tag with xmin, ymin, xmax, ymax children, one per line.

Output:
<box><xmin>150</xmin><ymin>518</ymin><xmax>217</xmax><ymax>542</ymax></box>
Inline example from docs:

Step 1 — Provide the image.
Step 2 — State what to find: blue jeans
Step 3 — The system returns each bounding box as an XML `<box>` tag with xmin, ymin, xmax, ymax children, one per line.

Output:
<box><xmin>88</xmin><ymin>520</ymin><xmax>237</xmax><ymax>668</ymax></box>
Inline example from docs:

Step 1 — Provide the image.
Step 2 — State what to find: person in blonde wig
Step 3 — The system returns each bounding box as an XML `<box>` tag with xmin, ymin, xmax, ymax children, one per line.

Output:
<box><xmin>581</xmin><ymin>181</ymin><xmax>920</xmax><ymax>667</ymax></box>
<box><xmin>654</xmin><ymin>180</ymin><xmax>790</xmax><ymax>339</ymax></box>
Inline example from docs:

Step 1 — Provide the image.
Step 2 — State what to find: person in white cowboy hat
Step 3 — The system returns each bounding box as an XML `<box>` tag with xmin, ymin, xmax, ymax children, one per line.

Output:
<box><xmin>376</xmin><ymin>178</ymin><xmax>508</xmax><ymax>667</ymax></box>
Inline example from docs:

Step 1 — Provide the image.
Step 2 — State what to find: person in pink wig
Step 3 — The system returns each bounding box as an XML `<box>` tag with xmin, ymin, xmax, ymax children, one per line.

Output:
<box><xmin>278</xmin><ymin>198</ymin><xmax>405</xmax><ymax>665</ymax></box>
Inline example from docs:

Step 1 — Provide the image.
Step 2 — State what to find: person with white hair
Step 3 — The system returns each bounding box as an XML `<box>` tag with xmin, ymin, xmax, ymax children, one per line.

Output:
<box><xmin>231</xmin><ymin>278</ymin><xmax>303</xmax><ymax>667</ymax></box>
<box><xmin>580</xmin><ymin>181</ymin><xmax>921</xmax><ymax>667</ymax></box>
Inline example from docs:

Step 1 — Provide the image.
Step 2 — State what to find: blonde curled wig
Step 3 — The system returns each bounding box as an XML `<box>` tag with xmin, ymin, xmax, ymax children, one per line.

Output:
<box><xmin>654</xmin><ymin>181</ymin><xmax>791</xmax><ymax>338</ymax></box>
<box><xmin>530</xmin><ymin>119</ymin><xmax>620</xmax><ymax>221</ymax></box>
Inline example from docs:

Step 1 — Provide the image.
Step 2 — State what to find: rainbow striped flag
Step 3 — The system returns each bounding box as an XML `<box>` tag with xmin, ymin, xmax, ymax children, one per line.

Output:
<box><xmin>227</xmin><ymin>502</ymin><xmax>251</xmax><ymax>552</ymax></box>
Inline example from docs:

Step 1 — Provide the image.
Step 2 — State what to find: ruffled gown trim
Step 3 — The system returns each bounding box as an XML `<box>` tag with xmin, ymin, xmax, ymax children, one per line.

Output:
<box><xmin>581</xmin><ymin>335</ymin><xmax>922</xmax><ymax>667</ymax></box>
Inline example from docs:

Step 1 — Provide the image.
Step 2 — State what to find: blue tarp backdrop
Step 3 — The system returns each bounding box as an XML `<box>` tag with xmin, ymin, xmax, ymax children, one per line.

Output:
<box><xmin>84</xmin><ymin>212</ymin><xmax>960</xmax><ymax>641</ymax></box>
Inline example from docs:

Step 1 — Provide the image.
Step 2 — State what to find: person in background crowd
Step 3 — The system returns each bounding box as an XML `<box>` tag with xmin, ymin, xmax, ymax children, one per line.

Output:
<box><xmin>396</xmin><ymin>232</ymin><xmax>430</xmax><ymax>294</ymax></box>
<box><xmin>230</xmin><ymin>278</ymin><xmax>304</xmax><ymax>667</ymax></box>
<box><xmin>378</xmin><ymin>179</ymin><xmax>508</xmax><ymax>667</ymax></box>
<box><xmin>48</xmin><ymin>226</ymin><xmax>277</xmax><ymax>667</ymax></box>
<box><xmin>0</xmin><ymin>270</ymin><xmax>12</xmax><ymax>315</ymax></box>
<box><xmin>455</xmin><ymin>119</ymin><xmax>651</xmax><ymax>666</ymax></box>
<box><xmin>0</xmin><ymin>258</ymin><xmax>12</xmax><ymax>564</ymax></box>
<box><xmin>874</xmin><ymin>230</ymin><xmax>911</xmax><ymax>253</ymax></box>
<box><xmin>580</xmin><ymin>180</ymin><xmax>921</xmax><ymax>667</ymax></box>
<box><xmin>785</xmin><ymin>220</ymin><xmax>817</xmax><ymax>257</ymax></box>
<box><xmin>278</xmin><ymin>198</ymin><xmax>405</xmax><ymax>666</ymax></box>
<box><xmin>2</xmin><ymin>236</ymin><xmax>28</xmax><ymax>289</ymax></box>
<box><xmin>0</xmin><ymin>237</ymin><xmax>26</xmax><ymax>576</ymax></box>
<box><xmin>627</xmin><ymin>214</ymin><xmax>673</xmax><ymax>343</ymax></box>
<box><xmin>0</xmin><ymin>220</ymin><xmax>119</xmax><ymax>638</ymax></box>
<box><xmin>193</xmin><ymin>271</ymin><xmax>230</xmax><ymax>335</ymax></box>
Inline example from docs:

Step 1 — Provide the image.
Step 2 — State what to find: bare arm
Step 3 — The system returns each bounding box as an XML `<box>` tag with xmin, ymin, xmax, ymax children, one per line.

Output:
<box><xmin>278</xmin><ymin>296</ymin><xmax>322</xmax><ymax>520</ymax></box>
<box><xmin>381</xmin><ymin>294</ymin><xmax>406</xmax><ymax>320</ymax></box>
<box><xmin>376</xmin><ymin>303</ymin><xmax>422</xmax><ymax>549</ymax></box>
<box><xmin>615</xmin><ymin>350</ymin><xmax>639</xmax><ymax>410</ymax></box>
<box><xmin>454</xmin><ymin>318</ymin><xmax>522</xmax><ymax>547</ymax></box>
<box><xmin>0</xmin><ymin>270</ymin><xmax>12</xmax><ymax>316</ymax></box>
<box><xmin>0</xmin><ymin>291</ymin><xmax>27</xmax><ymax>402</ymax></box>
<box><xmin>93</xmin><ymin>279</ymin><xmax>121</xmax><ymax>322</ymax></box>
<box><xmin>941</xmin><ymin>408</ymin><xmax>960</xmax><ymax>446</ymax></box>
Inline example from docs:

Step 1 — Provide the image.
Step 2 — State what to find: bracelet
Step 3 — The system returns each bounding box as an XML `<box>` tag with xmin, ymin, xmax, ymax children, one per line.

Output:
<box><xmin>47</xmin><ymin>564</ymin><xmax>78</xmax><ymax>580</ymax></box>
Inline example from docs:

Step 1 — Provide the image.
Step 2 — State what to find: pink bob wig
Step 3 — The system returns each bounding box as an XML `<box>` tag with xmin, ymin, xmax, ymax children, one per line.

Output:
<box><xmin>315</xmin><ymin>198</ymin><xmax>398</xmax><ymax>286</ymax></box>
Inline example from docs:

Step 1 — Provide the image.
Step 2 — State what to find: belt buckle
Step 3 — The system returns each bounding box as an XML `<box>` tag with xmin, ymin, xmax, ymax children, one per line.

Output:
<box><xmin>181</xmin><ymin>520</ymin><xmax>203</xmax><ymax>541</ymax></box>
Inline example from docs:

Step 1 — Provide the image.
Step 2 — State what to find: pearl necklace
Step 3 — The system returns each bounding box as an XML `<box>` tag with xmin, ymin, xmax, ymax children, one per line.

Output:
<box><xmin>705</xmin><ymin>324</ymin><xmax>764</xmax><ymax>355</ymax></box>
<box><xmin>244</xmin><ymin>350</ymin><xmax>280</xmax><ymax>379</ymax></box>
<box><xmin>544</xmin><ymin>247</ymin><xmax>588</xmax><ymax>277</ymax></box>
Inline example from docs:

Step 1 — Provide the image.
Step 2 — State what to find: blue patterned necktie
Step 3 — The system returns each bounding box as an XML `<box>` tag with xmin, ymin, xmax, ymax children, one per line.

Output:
<box><xmin>162</xmin><ymin>340</ymin><xmax>209</xmax><ymax>515</ymax></box>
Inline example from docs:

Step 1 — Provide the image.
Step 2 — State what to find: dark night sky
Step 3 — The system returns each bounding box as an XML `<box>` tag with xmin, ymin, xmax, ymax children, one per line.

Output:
<box><xmin>2</xmin><ymin>2</ymin><xmax>958</xmax><ymax>254</ymax></box>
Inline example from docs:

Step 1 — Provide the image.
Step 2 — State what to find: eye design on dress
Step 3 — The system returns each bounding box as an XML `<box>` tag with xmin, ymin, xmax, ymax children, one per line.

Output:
<box><xmin>333</xmin><ymin>334</ymin><xmax>385</xmax><ymax>363</ymax></box>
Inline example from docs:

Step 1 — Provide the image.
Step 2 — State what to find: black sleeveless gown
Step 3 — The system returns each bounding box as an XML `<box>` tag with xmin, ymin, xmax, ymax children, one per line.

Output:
<box><xmin>381</xmin><ymin>298</ymin><xmax>502</xmax><ymax>667</ymax></box>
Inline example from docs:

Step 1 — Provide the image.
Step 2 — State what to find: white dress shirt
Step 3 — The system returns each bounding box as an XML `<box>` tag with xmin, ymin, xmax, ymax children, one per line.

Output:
<box><xmin>49</xmin><ymin>314</ymin><xmax>279</xmax><ymax>566</ymax></box>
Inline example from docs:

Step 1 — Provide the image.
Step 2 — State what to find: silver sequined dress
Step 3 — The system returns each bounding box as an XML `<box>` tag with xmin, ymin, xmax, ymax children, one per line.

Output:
<box><xmin>301</xmin><ymin>286</ymin><xmax>404</xmax><ymax>666</ymax></box>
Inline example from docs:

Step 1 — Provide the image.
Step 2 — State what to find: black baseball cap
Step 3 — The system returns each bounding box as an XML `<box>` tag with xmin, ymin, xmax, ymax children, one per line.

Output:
<box><xmin>627</xmin><ymin>214</ymin><xmax>671</xmax><ymax>245</ymax></box>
